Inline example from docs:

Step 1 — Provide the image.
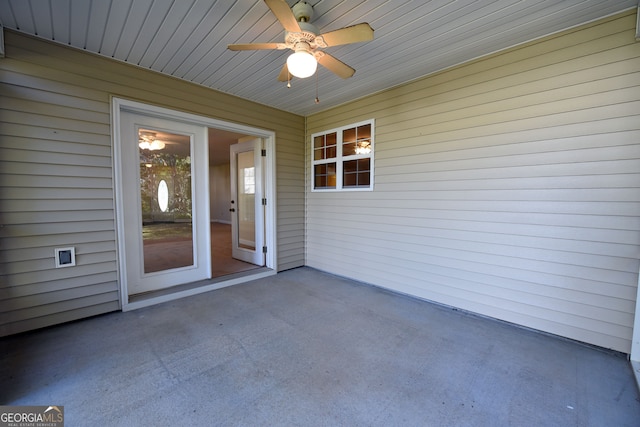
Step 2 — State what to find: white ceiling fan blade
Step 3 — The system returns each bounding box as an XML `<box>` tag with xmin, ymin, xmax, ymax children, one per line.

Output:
<box><xmin>228</xmin><ymin>43</ymin><xmax>283</xmax><ymax>51</ymax></box>
<box><xmin>264</xmin><ymin>0</ymin><xmax>301</xmax><ymax>33</ymax></box>
<box><xmin>316</xmin><ymin>52</ymin><xmax>355</xmax><ymax>79</ymax></box>
<box><xmin>319</xmin><ymin>23</ymin><xmax>374</xmax><ymax>47</ymax></box>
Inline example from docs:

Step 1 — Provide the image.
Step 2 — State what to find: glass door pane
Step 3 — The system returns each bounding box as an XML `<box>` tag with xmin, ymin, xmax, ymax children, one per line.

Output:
<box><xmin>138</xmin><ymin>128</ymin><xmax>194</xmax><ymax>273</ymax></box>
<box><xmin>236</xmin><ymin>150</ymin><xmax>256</xmax><ymax>251</ymax></box>
<box><xmin>230</xmin><ymin>139</ymin><xmax>264</xmax><ymax>266</ymax></box>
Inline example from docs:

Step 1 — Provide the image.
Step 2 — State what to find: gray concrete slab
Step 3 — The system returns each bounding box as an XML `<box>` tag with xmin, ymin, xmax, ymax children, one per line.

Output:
<box><xmin>2</xmin><ymin>267</ymin><xmax>639</xmax><ymax>426</ymax></box>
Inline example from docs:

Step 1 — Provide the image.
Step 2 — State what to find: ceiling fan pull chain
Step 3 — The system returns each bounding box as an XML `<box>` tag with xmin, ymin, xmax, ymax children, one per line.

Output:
<box><xmin>315</xmin><ymin>71</ymin><xmax>320</xmax><ymax>104</ymax></box>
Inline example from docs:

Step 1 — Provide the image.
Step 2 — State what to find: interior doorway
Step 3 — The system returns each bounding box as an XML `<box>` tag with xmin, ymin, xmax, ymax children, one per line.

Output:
<box><xmin>113</xmin><ymin>98</ymin><xmax>277</xmax><ymax>311</ymax></box>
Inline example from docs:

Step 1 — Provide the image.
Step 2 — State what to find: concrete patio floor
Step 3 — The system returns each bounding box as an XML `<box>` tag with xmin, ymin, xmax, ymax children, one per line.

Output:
<box><xmin>2</xmin><ymin>267</ymin><xmax>639</xmax><ymax>426</ymax></box>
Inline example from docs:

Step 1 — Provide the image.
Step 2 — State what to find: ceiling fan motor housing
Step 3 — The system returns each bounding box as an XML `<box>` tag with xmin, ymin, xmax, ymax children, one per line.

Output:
<box><xmin>285</xmin><ymin>20</ymin><xmax>324</xmax><ymax>49</ymax></box>
<box><xmin>292</xmin><ymin>1</ymin><xmax>313</xmax><ymax>22</ymax></box>
<box><xmin>285</xmin><ymin>2</ymin><xmax>322</xmax><ymax>49</ymax></box>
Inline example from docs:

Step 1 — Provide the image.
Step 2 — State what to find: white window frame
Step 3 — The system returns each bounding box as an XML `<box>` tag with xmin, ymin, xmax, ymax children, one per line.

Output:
<box><xmin>311</xmin><ymin>119</ymin><xmax>374</xmax><ymax>192</ymax></box>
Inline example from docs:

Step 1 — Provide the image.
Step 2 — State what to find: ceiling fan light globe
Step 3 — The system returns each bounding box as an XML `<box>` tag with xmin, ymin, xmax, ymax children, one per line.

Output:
<box><xmin>150</xmin><ymin>140</ymin><xmax>165</xmax><ymax>150</ymax></box>
<box><xmin>287</xmin><ymin>51</ymin><xmax>317</xmax><ymax>78</ymax></box>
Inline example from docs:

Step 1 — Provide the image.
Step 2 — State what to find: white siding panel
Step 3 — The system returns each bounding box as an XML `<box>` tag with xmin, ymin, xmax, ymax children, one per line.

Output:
<box><xmin>0</xmin><ymin>292</ymin><xmax>120</xmax><ymax>325</ymax></box>
<box><xmin>1</xmin><ymin>175</ymin><xmax>113</xmax><ymax>191</ymax></box>
<box><xmin>306</xmin><ymin>11</ymin><xmax>640</xmax><ymax>353</ymax></box>
<box><xmin>0</xmin><ymin>272</ymin><xmax>117</xmax><ymax>299</ymax></box>
<box><xmin>1</xmin><ymin>162</ymin><xmax>114</xmax><ymax>179</ymax></box>
<box><xmin>2</xmin><ymin>199</ymin><xmax>115</xmax><ymax>213</ymax></box>
<box><xmin>0</xmin><ymin>82</ymin><xmax>109</xmax><ymax>113</ymax></box>
<box><xmin>0</xmin><ymin>31</ymin><xmax>305</xmax><ymax>336</ymax></box>
<box><xmin>1</xmin><ymin>282</ymin><xmax>118</xmax><ymax>312</ymax></box>
<box><xmin>0</xmin><ymin>300</ymin><xmax>122</xmax><ymax>338</ymax></box>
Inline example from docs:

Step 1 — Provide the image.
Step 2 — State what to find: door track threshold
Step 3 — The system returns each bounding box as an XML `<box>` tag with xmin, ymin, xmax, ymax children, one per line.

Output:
<box><xmin>124</xmin><ymin>267</ymin><xmax>274</xmax><ymax>311</ymax></box>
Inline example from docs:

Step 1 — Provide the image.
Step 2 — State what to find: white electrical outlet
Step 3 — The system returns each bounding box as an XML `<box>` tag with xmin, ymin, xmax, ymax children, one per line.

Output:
<box><xmin>55</xmin><ymin>247</ymin><xmax>76</xmax><ymax>268</ymax></box>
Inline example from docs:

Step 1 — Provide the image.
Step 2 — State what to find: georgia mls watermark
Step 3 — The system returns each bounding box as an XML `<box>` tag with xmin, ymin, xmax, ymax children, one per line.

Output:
<box><xmin>0</xmin><ymin>406</ymin><xmax>64</xmax><ymax>427</ymax></box>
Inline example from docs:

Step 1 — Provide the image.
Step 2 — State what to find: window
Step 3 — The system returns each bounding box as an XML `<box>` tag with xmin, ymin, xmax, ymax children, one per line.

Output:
<box><xmin>311</xmin><ymin>119</ymin><xmax>374</xmax><ymax>191</ymax></box>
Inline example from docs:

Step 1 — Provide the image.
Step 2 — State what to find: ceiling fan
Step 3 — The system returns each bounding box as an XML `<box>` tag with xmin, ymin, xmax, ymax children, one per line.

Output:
<box><xmin>228</xmin><ymin>0</ymin><xmax>374</xmax><ymax>81</ymax></box>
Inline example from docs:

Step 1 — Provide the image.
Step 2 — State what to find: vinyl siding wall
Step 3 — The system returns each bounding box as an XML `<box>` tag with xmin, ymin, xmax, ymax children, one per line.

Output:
<box><xmin>306</xmin><ymin>11</ymin><xmax>640</xmax><ymax>353</ymax></box>
<box><xmin>0</xmin><ymin>31</ymin><xmax>305</xmax><ymax>336</ymax></box>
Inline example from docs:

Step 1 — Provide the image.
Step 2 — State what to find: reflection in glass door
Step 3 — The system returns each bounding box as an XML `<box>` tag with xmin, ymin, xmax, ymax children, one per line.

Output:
<box><xmin>139</xmin><ymin>128</ymin><xmax>194</xmax><ymax>273</ymax></box>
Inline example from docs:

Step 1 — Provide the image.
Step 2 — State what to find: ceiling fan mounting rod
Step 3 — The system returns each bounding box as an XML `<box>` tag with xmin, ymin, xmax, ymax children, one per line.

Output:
<box><xmin>292</xmin><ymin>1</ymin><xmax>313</xmax><ymax>23</ymax></box>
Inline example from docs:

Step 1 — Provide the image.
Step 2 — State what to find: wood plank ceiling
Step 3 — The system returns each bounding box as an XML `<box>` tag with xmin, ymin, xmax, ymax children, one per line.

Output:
<box><xmin>0</xmin><ymin>0</ymin><xmax>636</xmax><ymax>116</ymax></box>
